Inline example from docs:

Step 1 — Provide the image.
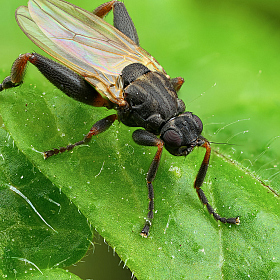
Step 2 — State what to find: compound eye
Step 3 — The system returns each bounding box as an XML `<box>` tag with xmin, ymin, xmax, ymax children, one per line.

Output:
<box><xmin>162</xmin><ymin>129</ymin><xmax>182</xmax><ymax>147</ymax></box>
<box><xmin>192</xmin><ymin>114</ymin><xmax>203</xmax><ymax>134</ymax></box>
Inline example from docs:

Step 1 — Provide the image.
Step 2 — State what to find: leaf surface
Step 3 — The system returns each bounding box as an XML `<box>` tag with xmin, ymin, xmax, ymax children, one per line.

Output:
<box><xmin>0</xmin><ymin>0</ymin><xmax>280</xmax><ymax>279</ymax></box>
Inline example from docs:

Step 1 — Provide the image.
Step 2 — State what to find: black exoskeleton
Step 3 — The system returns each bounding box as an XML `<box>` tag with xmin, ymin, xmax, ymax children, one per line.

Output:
<box><xmin>119</xmin><ymin>63</ymin><xmax>185</xmax><ymax>134</ymax></box>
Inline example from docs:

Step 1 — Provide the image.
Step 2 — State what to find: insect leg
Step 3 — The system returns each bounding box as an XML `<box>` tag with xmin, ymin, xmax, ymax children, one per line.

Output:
<box><xmin>0</xmin><ymin>53</ymin><xmax>29</xmax><ymax>91</ymax></box>
<box><xmin>195</xmin><ymin>139</ymin><xmax>240</xmax><ymax>225</ymax></box>
<box><xmin>93</xmin><ymin>1</ymin><xmax>116</xmax><ymax>17</ymax></box>
<box><xmin>0</xmin><ymin>53</ymin><xmax>112</xmax><ymax>108</ymax></box>
<box><xmin>170</xmin><ymin>77</ymin><xmax>185</xmax><ymax>92</ymax></box>
<box><xmin>44</xmin><ymin>114</ymin><xmax>118</xmax><ymax>159</ymax></box>
<box><xmin>93</xmin><ymin>1</ymin><xmax>139</xmax><ymax>46</ymax></box>
<box><xmin>132</xmin><ymin>129</ymin><xmax>164</xmax><ymax>237</ymax></box>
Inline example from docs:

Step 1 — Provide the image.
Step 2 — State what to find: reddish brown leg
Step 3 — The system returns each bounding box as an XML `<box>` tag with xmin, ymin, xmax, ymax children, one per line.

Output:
<box><xmin>93</xmin><ymin>1</ymin><xmax>116</xmax><ymax>18</ymax></box>
<box><xmin>195</xmin><ymin>139</ymin><xmax>240</xmax><ymax>224</ymax></box>
<box><xmin>44</xmin><ymin>114</ymin><xmax>118</xmax><ymax>159</ymax></box>
<box><xmin>93</xmin><ymin>1</ymin><xmax>139</xmax><ymax>46</ymax></box>
<box><xmin>0</xmin><ymin>53</ymin><xmax>30</xmax><ymax>91</ymax></box>
<box><xmin>0</xmin><ymin>53</ymin><xmax>111</xmax><ymax>107</ymax></box>
<box><xmin>132</xmin><ymin>130</ymin><xmax>164</xmax><ymax>237</ymax></box>
<box><xmin>171</xmin><ymin>77</ymin><xmax>185</xmax><ymax>92</ymax></box>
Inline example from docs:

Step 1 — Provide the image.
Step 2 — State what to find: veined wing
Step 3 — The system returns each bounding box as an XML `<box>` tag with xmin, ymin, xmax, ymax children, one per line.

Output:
<box><xmin>16</xmin><ymin>0</ymin><xmax>166</xmax><ymax>104</ymax></box>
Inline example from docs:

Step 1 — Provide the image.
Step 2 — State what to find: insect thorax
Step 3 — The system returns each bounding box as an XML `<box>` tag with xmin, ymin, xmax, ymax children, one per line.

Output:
<box><xmin>117</xmin><ymin>69</ymin><xmax>185</xmax><ymax>134</ymax></box>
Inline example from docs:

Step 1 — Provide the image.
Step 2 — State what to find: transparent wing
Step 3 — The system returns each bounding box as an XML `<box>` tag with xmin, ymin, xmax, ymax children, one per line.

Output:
<box><xmin>16</xmin><ymin>0</ymin><xmax>166</xmax><ymax>104</ymax></box>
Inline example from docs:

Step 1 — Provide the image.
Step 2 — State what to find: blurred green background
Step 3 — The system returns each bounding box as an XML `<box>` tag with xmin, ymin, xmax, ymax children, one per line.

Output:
<box><xmin>1</xmin><ymin>0</ymin><xmax>280</xmax><ymax>279</ymax></box>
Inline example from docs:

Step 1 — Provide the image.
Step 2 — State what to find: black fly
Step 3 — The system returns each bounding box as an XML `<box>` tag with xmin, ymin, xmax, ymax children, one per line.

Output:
<box><xmin>0</xmin><ymin>0</ymin><xmax>240</xmax><ymax>236</ymax></box>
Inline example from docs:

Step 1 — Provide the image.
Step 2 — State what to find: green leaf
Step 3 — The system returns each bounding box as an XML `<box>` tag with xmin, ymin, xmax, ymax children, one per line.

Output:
<box><xmin>20</xmin><ymin>268</ymin><xmax>82</xmax><ymax>279</ymax></box>
<box><xmin>0</xmin><ymin>84</ymin><xmax>279</xmax><ymax>279</ymax></box>
<box><xmin>0</xmin><ymin>128</ymin><xmax>92</xmax><ymax>278</ymax></box>
<box><xmin>1</xmin><ymin>0</ymin><xmax>280</xmax><ymax>279</ymax></box>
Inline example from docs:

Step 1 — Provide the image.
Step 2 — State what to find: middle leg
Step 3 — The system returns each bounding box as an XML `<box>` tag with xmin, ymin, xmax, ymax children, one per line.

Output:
<box><xmin>44</xmin><ymin>114</ymin><xmax>118</xmax><ymax>159</ymax></box>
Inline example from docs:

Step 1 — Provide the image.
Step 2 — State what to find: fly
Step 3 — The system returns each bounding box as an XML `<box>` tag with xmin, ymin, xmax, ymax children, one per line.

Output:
<box><xmin>0</xmin><ymin>0</ymin><xmax>240</xmax><ymax>237</ymax></box>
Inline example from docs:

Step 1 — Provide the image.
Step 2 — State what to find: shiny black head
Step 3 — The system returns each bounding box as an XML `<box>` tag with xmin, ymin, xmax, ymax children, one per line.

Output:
<box><xmin>160</xmin><ymin>112</ymin><xmax>204</xmax><ymax>156</ymax></box>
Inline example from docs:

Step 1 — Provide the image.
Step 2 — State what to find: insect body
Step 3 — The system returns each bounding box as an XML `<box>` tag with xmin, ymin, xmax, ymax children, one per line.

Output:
<box><xmin>0</xmin><ymin>0</ymin><xmax>240</xmax><ymax>236</ymax></box>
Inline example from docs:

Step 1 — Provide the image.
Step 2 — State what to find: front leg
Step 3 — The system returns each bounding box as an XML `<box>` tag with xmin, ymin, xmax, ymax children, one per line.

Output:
<box><xmin>132</xmin><ymin>129</ymin><xmax>164</xmax><ymax>237</ymax></box>
<box><xmin>195</xmin><ymin>138</ymin><xmax>240</xmax><ymax>225</ymax></box>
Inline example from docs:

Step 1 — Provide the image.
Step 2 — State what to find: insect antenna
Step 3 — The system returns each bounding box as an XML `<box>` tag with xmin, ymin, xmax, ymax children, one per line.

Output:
<box><xmin>209</xmin><ymin>141</ymin><xmax>241</xmax><ymax>146</ymax></box>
